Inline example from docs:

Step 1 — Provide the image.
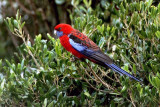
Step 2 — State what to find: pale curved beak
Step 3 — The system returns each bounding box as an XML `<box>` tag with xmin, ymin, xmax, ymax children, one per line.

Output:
<box><xmin>54</xmin><ymin>30</ymin><xmax>57</xmax><ymax>36</ymax></box>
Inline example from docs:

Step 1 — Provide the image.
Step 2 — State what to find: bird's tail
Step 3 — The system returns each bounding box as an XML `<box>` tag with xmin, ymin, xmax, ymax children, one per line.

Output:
<box><xmin>105</xmin><ymin>63</ymin><xmax>141</xmax><ymax>82</ymax></box>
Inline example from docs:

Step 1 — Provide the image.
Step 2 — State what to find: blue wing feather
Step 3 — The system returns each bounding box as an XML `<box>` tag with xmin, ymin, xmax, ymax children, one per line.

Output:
<box><xmin>69</xmin><ymin>38</ymin><xmax>94</xmax><ymax>56</ymax></box>
<box><xmin>69</xmin><ymin>39</ymin><xmax>87</xmax><ymax>51</ymax></box>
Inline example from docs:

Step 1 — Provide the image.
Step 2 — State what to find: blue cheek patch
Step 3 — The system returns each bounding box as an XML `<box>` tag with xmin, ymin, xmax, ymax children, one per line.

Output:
<box><xmin>57</xmin><ymin>31</ymin><xmax>63</xmax><ymax>37</ymax></box>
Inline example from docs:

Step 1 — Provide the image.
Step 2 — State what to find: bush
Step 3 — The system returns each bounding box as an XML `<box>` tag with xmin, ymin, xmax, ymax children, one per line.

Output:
<box><xmin>0</xmin><ymin>0</ymin><xmax>160</xmax><ymax>106</ymax></box>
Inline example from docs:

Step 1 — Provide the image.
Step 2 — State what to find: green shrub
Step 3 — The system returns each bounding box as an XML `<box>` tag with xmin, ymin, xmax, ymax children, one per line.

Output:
<box><xmin>0</xmin><ymin>0</ymin><xmax>160</xmax><ymax>106</ymax></box>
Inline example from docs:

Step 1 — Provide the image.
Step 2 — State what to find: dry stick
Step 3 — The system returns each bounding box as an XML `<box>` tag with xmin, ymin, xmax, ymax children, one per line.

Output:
<box><xmin>98</xmin><ymin>67</ymin><xmax>118</xmax><ymax>82</ymax></box>
<box><xmin>86</xmin><ymin>63</ymin><xmax>115</xmax><ymax>91</ymax></box>
<box><xmin>78</xmin><ymin>65</ymin><xmax>109</xmax><ymax>93</ymax></box>
<box><xmin>129</xmin><ymin>91</ymin><xmax>136</xmax><ymax>107</ymax></box>
<box><xmin>23</xmin><ymin>26</ymin><xmax>34</xmax><ymax>44</ymax></box>
<box><xmin>83</xmin><ymin>77</ymin><xmax>110</xmax><ymax>93</ymax></box>
<box><xmin>80</xmin><ymin>63</ymin><xmax>102</xmax><ymax>84</ymax></box>
<box><xmin>23</xmin><ymin>38</ymin><xmax>40</xmax><ymax>68</ymax></box>
<box><xmin>88</xmin><ymin>28</ymin><xmax>97</xmax><ymax>37</ymax></box>
<box><xmin>84</xmin><ymin>68</ymin><xmax>101</xmax><ymax>83</ymax></box>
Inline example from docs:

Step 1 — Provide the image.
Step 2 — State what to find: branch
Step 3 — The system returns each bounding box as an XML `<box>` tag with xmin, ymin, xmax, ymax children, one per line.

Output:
<box><xmin>86</xmin><ymin>63</ymin><xmax>115</xmax><ymax>91</ymax></box>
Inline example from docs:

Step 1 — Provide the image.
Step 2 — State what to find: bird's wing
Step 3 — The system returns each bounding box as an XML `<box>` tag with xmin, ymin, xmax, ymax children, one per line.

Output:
<box><xmin>69</xmin><ymin>30</ymin><xmax>113</xmax><ymax>64</ymax></box>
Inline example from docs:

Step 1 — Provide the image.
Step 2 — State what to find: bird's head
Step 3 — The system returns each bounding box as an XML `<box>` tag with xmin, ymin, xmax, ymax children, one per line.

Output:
<box><xmin>54</xmin><ymin>24</ymin><xmax>74</xmax><ymax>37</ymax></box>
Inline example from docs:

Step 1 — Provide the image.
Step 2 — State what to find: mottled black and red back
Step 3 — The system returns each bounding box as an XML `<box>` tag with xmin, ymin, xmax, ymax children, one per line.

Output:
<box><xmin>70</xmin><ymin>30</ymin><xmax>99</xmax><ymax>51</ymax></box>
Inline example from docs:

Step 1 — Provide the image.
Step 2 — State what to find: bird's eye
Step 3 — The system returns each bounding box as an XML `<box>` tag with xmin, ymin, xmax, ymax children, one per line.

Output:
<box><xmin>58</xmin><ymin>27</ymin><xmax>61</xmax><ymax>30</ymax></box>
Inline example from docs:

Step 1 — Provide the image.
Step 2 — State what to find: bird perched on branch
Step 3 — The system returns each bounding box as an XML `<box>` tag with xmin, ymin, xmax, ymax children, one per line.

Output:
<box><xmin>54</xmin><ymin>23</ymin><xmax>141</xmax><ymax>82</ymax></box>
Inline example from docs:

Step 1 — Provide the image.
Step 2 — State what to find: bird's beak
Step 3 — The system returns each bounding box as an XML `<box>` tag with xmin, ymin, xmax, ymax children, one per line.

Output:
<box><xmin>54</xmin><ymin>30</ymin><xmax>57</xmax><ymax>36</ymax></box>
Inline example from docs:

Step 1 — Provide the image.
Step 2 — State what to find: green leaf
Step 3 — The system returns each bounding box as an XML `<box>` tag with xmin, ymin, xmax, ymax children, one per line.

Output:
<box><xmin>36</xmin><ymin>34</ymin><xmax>42</xmax><ymax>42</ymax></box>
<box><xmin>13</xmin><ymin>20</ymin><xmax>18</xmax><ymax>28</ymax></box>
<box><xmin>5</xmin><ymin>59</ymin><xmax>12</xmax><ymax>68</ymax></box>
<box><xmin>0</xmin><ymin>79</ymin><xmax>5</xmax><ymax>96</ymax></box>
<box><xmin>43</xmin><ymin>98</ymin><xmax>47</xmax><ymax>107</ymax></box>
<box><xmin>98</xmin><ymin>37</ymin><xmax>106</xmax><ymax>48</ymax></box>
<box><xmin>155</xmin><ymin>31</ymin><xmax>160</xmax><ymax>39</ymax></box>
<box><xmin>158</xmin><ymin>3</ymin><xmax>160</xmax><ymax>13</ymax></box>
<box><xmin>47</xmin><ymin>101</ymin><xmax>54</xmax><ymax>107</ymax></box>
<box><xmin>47</xmin><ymin>33</ymin><xmax>55</xmax><ymax>43</ymax></box>
<box><xmin>16</xmin><ymin>9</ymin><xmax>19</xmax><ymax>20</ymax></box>
<box><xmin>101</xmin><ymin>24</ymin><xmax>104</xmax><ymax>32</ymax></box>
<box><xmin>127</xmin><ymin>28</ymin><xmax>130</xmax><ymax>38</ymax></box>
<box><xmin>97</xmin><ymin>25</ymin><xmax>101</xmax><ymax>32</ymax></box>
<box><xmin>145</xmin><ymin>0</ymin><xmax>153</xmax><ymax>10</ymax></box>
<box><xmin>6</xmin><ymin>17</ymin><xmax>14</xmax><ymax>32</ymax></box>
<box><xmin>21</xmin><ymin>59</ymin><xmax>25</xmax><ymax>70</ymax></box>
<box><xmin>0</xmin><ymin>59</ymin><xmax>2</xmax><ymax>67</ymax></box>
<box><xmin>4</xmin><ymin>19</ymin><xmax>9</xmax><ymax>29</ymax></box>
<box><xmin>21</xmin><ymin>22</ymin><xmax>25</xmax><ymax>28</ymax></box>
<box><xmin>84</xmin><ymin>91</ymin><xmax>91</xmax><ymax>98</ymax></box>
<box><xmin>133</xmin><ymin>64</ymin><xmax>136</xmax><ymax>74</ymax></box>
<box><xmin>121</xmin><ymin>85</ymin><xmax>127</xmax><ymax>93</ymax></box>
<box><xmin>107</xmin><ymin>25</ymin><xmax>110</xmax><ymax>32</ymax></box>
<box><xmin>151</xmin><ymin>6</ymin><xmax>157</xmax><ymax>18</ymax></box>
<box><xmin>57</xmin><ymin>92</ymin><xmax>63</xmax><ymax>101</ymax></box>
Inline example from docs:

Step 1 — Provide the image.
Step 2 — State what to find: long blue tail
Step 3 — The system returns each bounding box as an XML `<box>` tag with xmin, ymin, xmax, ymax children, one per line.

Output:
<box><xmin>105</xmin><ymin>63</ymin><xmax>141</xmax><ymax>82</ymax></box>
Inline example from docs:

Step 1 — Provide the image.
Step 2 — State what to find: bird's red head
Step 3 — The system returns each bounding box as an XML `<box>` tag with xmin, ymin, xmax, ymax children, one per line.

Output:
<box><xmin>54</xmin><ymin>24</ymin><xmax>74</xmax><ymax>37</ymax></box>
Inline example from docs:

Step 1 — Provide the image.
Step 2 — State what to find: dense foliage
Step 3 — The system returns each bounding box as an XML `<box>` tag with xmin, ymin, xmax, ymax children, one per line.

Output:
<box><xmin>0</xmin><ymin>0</ymin><xmax>160</xmax><ymax>106</ymax></box>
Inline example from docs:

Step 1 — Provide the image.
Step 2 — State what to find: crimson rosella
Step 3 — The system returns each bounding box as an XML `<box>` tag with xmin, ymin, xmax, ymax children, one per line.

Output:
<box><xmin>54</xmin><ymin>23</ymin><xmax>141</xmax><ymax>82</ymax></box>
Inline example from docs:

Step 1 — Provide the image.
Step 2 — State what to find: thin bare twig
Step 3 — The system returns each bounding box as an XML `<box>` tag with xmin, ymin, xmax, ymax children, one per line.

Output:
<box><xmin>81</xmin><ymin>65</ymin><xmax>101</xmax><ymax>83</ymax></box>
<box><xmin>99</xmin><ymin>67</ymin><xmax>118</xmax><ymax>82</ymax></box>
<box><xmin>83</xmin><ymin>77</ymin><xmax>110</xmax><ymax>93</ymax></box>
<box><xmin>129</xmin><ymin>90</ymin><xmax>136</xmax><ymax>107</ymax></box>
<box><xmin>88</xmin><ymin>27</ymin><xmax>97</xmax><ymax>37</ymax></box>
<box><xmin>86</xmin><ymin>63</ymin><xmax>115</xmax><ymax>90</ymax></box>
<box><xmin>78</xmin><ymin>65</ymin><xmax>110</xmax><ymax>93</ymax></box>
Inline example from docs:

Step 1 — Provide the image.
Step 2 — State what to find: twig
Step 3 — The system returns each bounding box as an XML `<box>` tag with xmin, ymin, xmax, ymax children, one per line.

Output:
<box><xmin>88</xmin><ymin>27</ymin><xmax>97</xmax><ymax>37</ymax></box>
<box><xmin>99</xmin><ymin>67</ymin><xmax>118</xmax><ymax>82</ymax></box>
<box><xmin>83</xmin><ymin>77</ymin><xmax>111</xmax><ymax>93</ymax></box>
<box><xmin>86</xmin><ymin>63</ymin><xmax>115</xmax><ymax>90</ymax></box>
<box><xmin>81</xmin><ymin>64</ymin><xmax>101</xmax><ymax>83</ymax></box>
<box><xmin>129</xmin><ymin>90</ymin><xmax>136</xmax><ymax>107</ymax></box>
<box><xmin>78</xmin><ymin>65</ymin><xmax>110</xmax><ymax>93</ymax></box>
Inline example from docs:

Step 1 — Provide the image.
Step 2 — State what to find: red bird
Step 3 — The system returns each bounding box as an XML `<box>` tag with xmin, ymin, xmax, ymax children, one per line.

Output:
<box><xmin>54</xmin><ymin>24</ymin><xmax>141</xmax><ymax>82</ymax></box>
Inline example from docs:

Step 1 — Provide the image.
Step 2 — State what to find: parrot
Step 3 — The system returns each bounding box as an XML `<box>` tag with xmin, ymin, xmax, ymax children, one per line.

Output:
<box><xmin>54</xmin><ymin>23</ymin><xmax>141</xmax><ymax>82</ymax></box>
